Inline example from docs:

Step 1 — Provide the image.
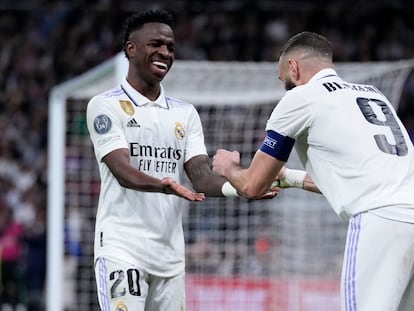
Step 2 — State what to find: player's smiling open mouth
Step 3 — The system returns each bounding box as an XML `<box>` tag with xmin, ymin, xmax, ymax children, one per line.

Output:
<box><xmin>152</xmin><ymin>60</ymin><xmax>169</xmax><ymax>72</ymax></box>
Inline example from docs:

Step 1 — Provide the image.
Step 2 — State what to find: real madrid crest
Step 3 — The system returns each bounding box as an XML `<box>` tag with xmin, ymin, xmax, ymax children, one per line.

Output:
<box><xmin>119</xmin><ymin>100</ymin><xmax>135</xmax><ymax>116</ymax></box>
<box><xmin>116</xmin><ymin>301</ymin><xmax>128</xmax><ymax>311</ymax></box>
<box><xmin>175</xmin><ymin>122</ymin><xmax>185</xmax><ymax>140</ymax></box>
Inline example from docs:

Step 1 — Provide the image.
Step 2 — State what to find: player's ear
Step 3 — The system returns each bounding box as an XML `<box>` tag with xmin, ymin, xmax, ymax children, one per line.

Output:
<box><xmin>288</xmin><ymin>59</ymin><xmax>299</xmax><ymax>81</ymax></box>
<box><xmin>125</xmin><ymin>40</ymin><xmax>136</xmax><ymax>58</ymax></box>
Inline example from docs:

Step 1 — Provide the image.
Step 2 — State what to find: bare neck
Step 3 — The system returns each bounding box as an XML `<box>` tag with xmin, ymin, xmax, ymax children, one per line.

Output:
<box><xmin>126</xmin><ymin>69</ymin><xmax>161</xmax><ymax>101</ymax></box>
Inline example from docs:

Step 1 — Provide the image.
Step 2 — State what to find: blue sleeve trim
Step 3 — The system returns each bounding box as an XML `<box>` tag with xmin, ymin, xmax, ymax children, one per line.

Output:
<box><xmin>259</xmin><ymin>130</ymin><xmax>295</xmax><ymax>162</ymax></box>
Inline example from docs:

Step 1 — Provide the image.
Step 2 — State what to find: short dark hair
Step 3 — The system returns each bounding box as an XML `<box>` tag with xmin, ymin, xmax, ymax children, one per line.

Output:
<box><xmin>122</xmin><ymin>10</ymin><xmax>174</xmax><ymax>57</ymax></box>
<box><xmin>279</xmin><ymin>31</ymin><xmax>332</xmax><ymax>60</ymax></box>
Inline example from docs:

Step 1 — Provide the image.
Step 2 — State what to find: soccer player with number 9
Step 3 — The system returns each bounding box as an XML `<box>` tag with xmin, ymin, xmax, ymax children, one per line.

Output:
<box><xmin>213</xmin><ymin>31</ymin><xmax>414</xmax><ymax>311</ymax></box>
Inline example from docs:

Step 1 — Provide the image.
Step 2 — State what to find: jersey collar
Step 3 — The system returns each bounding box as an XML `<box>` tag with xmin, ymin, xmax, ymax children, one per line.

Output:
<box><xmin>120</xmin><ymin>78</ymin><xmax>169</xmax><ymax>109</ymax></box>
<box><xmin>309</xmin><ymin>68</ymin><xmax>338</xmax><ymax>83</ymax></box>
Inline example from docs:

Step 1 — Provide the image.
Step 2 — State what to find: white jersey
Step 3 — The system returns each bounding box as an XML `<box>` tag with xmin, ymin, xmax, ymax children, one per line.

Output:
<box><xmin>266</xmin><ymin>68</ymin><xmax>414</xmax><ymax>220</ymax></box>
<box><xmin>86</xmin><ymin>78</ymin><xmax>207</xmax><ymax>277</ymax></box>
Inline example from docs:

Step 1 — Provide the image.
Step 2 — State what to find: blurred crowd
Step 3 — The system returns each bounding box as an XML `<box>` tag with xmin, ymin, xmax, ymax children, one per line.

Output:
<box><xmin>0</xmin><ymin>0</ymin><xmax>414</xmax><ymax>309</ymax></box>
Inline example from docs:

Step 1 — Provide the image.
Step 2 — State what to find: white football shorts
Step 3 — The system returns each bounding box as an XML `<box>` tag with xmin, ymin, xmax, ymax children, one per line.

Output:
<box><xmin>95</xmin><ymin>257</ymin><xmax>186</xmax><ymax>311</ymax></box>
<box><xmin>341</xmin><ymin>211</ymin><xmax>414</xmax><ymax>311</ymax></box>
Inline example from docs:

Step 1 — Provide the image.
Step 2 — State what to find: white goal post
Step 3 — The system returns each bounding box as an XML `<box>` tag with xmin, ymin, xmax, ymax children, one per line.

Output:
<box><xmin>47</xmin><ymin>54</ymin><xmax>414</xmax><ymax>311</ymax></box>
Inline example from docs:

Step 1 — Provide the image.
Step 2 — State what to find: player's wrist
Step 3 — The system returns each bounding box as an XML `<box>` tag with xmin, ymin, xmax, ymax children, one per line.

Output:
<box><xmin>221</xmin><ymin>181</ymin><xmax>240</xmax><ymax>197</ymax></box>
<box><xmin>279</xmin><ymin>168</ymin><xmax>306</xmax><ymax>189</ymax></box>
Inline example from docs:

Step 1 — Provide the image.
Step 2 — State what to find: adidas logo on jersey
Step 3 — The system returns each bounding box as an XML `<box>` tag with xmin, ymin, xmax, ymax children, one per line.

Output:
<box><xmin>127</xmin><ymin>118</ymin><xmax>141</xmax><ymax>127</ymax></box>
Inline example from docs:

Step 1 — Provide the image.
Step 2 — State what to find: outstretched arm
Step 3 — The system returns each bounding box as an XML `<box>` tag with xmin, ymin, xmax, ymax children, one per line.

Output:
<box><xmin>213</xmin><ymin>149</ymin><xmax>284</xmax><ymax>199</ymax></box>
<box><xmin>185</xmin><ymin>154</ymin><xmax>278</xmax><ymax>199</ymax></box>
<box><xmin>103</xmin><ymin>148</ymin><xmax>205</xmax><ymax>201</ymax></box>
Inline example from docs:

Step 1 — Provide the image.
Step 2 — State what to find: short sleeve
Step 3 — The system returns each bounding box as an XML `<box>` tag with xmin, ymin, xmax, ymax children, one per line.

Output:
<box><xmin>266</xmin><ymin>91</ymin><xmax>312</xmax><ymax>139</ymax></box>
<box><xmin>86</xmin><ymin>95</ymin><xmax>128</xmax><ymax>161</ymax></box>
<box><xmin>183</xmin><ymin>106</ymin><xmax>208</xmax><ymax>162</ymax></box>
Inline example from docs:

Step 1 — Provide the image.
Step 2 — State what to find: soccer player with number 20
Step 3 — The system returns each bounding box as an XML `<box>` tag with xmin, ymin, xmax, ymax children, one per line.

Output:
<box><xmin>213</xmin><ymin>31</ymin><xmax>414</xmax><ymax>311</ymax></box>
<box><xmin>86</xmin><ymin>9</ymin><xmax>277</xmax><ymax>311</ymax></box>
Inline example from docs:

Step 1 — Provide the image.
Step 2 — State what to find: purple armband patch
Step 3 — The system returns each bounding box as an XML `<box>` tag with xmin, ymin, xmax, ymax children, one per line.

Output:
<box><xmin>259</xmin><ymin>130</ymin><xmax>295</xmax><ymax>162</ymax></box>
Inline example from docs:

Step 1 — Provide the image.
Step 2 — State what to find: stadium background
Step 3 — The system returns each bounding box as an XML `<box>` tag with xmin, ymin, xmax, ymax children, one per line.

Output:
<box><xmin>1</xmin><ymin>0</ymin><xmax>414</xmax><ymax>310</ymax></box>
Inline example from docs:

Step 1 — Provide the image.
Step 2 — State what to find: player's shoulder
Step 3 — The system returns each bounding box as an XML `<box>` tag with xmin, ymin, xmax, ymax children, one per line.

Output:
<box><xmin>279</xmin><ymin>84</ymin><xmax>310</xmax><ymax>105</ymax></box>
<box><xmin>86</xmin><ymin>86</ymin><xmax>128</xmax><ymax>118</ymax></box>
<box><xmin>165</xmin><ymin>95</ymin><xmax>194</xmax><ymax>109</ymax></box>
<box><xmin>87</xmin><ymin>85</ymin><xmax>125</xmax><ymax>108</ymax></box>
<box><xmin>89</xmin><ymin>85</ymin><xmax>124</xmax><ymax>102</ymax></box>
<box><xmin>277</xmin><ymin>78</ymin><xmax>330</xmax><ymax>112</ymax></box>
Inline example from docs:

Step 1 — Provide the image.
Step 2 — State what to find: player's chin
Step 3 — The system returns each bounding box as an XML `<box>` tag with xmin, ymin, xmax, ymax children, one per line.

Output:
<box><xmin>151</xmin><ymin>66</ymin><xmax>169</xmax><ymax>80</ymax></box>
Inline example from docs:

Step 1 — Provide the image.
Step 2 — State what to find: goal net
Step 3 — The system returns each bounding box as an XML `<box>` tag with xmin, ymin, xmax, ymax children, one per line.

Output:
<box><xmin>47</xmin><ymin>56</ymin><xmax>414</xmax><ymax>311</ymax></box>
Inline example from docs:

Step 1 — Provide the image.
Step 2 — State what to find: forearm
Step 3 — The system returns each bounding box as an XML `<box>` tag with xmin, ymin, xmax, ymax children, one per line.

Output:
<box><xmin>115</xmin><ymin>168</ymin><xmax>166</xmax><ymax>192</ymax></box>
<box><xmin>102</xmin><ymin>149</ymin><xmax>205</xmax><ymax>201</ymax></box>
<box><xmin>103</xmin><ymin>150</ymin><xmax>166</xmax><ymax>192</ymax></box>
<box><xmin>191</xmin><ymin>172</ymin><xmax>228</xmax><ymax>197</ymax></box>
<box><xmin>276</xmin><ymin>168</ymin><xmax>321</xmax><ymax>194</ymax></box>
<box><xmin>213</xmin><ymin>149</ymin><xmax>283</xmax><ymax>199</ymax></box>
<box><xmin>303</xmin><ymin>174</ymin><xmax>321</xmax><ymax>193</ymax></box>
<box><xmin>185</xmin><ymin>155</ymin><xmax>231</xmax><ymax>197</ymax></box>
<box><xmin>220</xmin><ymin>165</ymin><xmax>251</xmax><ymax>197</ymax></box>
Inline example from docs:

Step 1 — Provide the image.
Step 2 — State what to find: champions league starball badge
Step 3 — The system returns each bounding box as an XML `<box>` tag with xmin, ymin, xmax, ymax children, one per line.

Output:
<box><xmin>94</xmin><ymin>114</ymin><xmax>112</xmax><ymax>134</ymax></box>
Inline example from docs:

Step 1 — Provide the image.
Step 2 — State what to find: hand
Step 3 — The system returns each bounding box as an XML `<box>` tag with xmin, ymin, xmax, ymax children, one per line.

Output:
<box><xmin>161</xmin><ymin>178</ymin><xmax>205</xmax><ymax>201</ymax></box>
<box><xmin>212</xmin><ymin>149</ymin><xmax>240</xmax><ymax>177</ymax></box>
<box><xmin>253</xmin><ymin>188</ymin><xmax>280</xmax><ymax>200</ymax></box>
